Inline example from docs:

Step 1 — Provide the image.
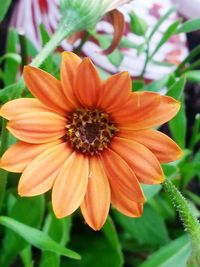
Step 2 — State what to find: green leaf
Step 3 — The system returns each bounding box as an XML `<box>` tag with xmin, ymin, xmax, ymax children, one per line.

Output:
<box><xmin>185</xmin><ymin>70</ymin><xmax>200</xmax><ymax>83</ymax></box>
<box><xmin>175</xmin><ymin>45</ymin><xmax>200</xmax><ymax>76</ymax></box>
<box><xmin>0</xmin><ymin>216</ymin><xmax>80</xmax><ymax>260</ymax></box>
<box><xmin>177</xmin><ymin>18</ymin><xmax>200</xmax><ymax>33</ymax></box>
<box><xmin>39</xmin><ymin>208</ymin><xmax>73</xmax><ymax>267</ymax></box>
<box><xmin>102</xmin><ymin>217</ymin><xmax>124</xmax><ymax>265</ymax></box>
<box><xmin>132</xmin><ymin>79</ymin><xmax>144</xmax><ymax>91</ymax></box>
<box><xmin>140</xmin><ymin>235</ymin><xmax>191</xmax><ymax>267</ymax></box>
<box><xmin>144</xmin><ymin>75</ymin><xmax>170</xmax><ymax>92</ymax></box>
<box><xmin>1</xmin><ymin>195</ymin><xmax>45</xmax><ymax>266</ymax></box>
<box><xmin>3</xmin><ymin>29</ymin><xmax>19</xmax><ymax>86</ymax></box>
<box><xmin>130</xmin><ymin>11</ymin><xmax>147</xmax><ymax>36</ymax></box>
<box><xmin>167</xmin><ymin>76</ymin><xmax>186</xmax><ymax>100</ymax></box>
<box><xmin>39</xmin><ymin>24</ymin><xmax>54</xmax><ymax>73</ymax></box>
<box><xmin>189</xmin><ymin>114</ymin><xmax>200</xmax><ymax>150</ymax></box>
<box><xmin>169</xmin><ymin>95</ymin><xmax>187</xmax><ymax>148</ymax></box>
<box><xmin>148</xmin><ymin>7</ymin><xmax>176</xmax><ymax>41</ymax></box>
<box><xmin>151</xmin><ymin>20</ymin><xmax>181</xmax><ymax>58</ymax></box>
<box><xmin>113</xmin><ymin>204</ymin><xmax>169</xmax><ymax>247</ymax></box>
<box><xmin>0</xmin><ymin>53</ymin><xmax>21</xmax><ymax>65</ymax></box>
<box><xmin>141</xmin><ymin>184</ymin><xmax>162</xmax><ymax>200</ymax></box>
<box><xmin>0</xmin><ymin>0</ymin><xmax>12</xmax><ymax>21</ymax></box>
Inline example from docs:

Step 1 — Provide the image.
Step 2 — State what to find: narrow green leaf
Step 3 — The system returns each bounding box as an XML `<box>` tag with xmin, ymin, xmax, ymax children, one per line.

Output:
<box><xmin>177</xmin><ymin>18</ymin><xmax>200</xmax><ymax>33</ymax></box>
<box><xmin>169</xmin><ymin>96</ymin><xmax>187</xmax><ymax>148</ymax></box>
<box><xmin>130</xmin><ymin>11</ymin><xmax>147</xmax><ymax>36</ymax></box>
<box><xmin>185</xmin><ymin>70</ymin><xmax>200</xmax><ymax>83</ymax></box>
<box><xmin>0</xmin><ymin>216</ymin><xmax>80</xmax><ymax>260</ymax></box>
<box><xmin>0</xmin><ymin>53</ymin><xmax>21</xmax><ymax>64</ymax></box>
<box><xmin>148</xmin><ymin>7</ymin><xmax>176</xmax><ymax>41</ymax></box>
<box><xmin>144</xmin><ymin>75</ymin><xmax>170</xmax><ymax>92</ymax></box>
<box><xmin>167</xmin><ymin>76</ymin><xmax>186</xmax><ymax>100</ymax></box>
<box><xmin>40</xmin><ymin>208</ymin><xmax>72</xmax><ymax>267</ymax></box>
<box><xmin>3</xmin><ymin>29</ymin><xmax>19</xmax><ymax>86</ymax></box>
<box><xmin>189</xmin><ymin>114</ymin><xmax>200</xmax><ymax>150</ymax></box>
<box><xmin>151</xmin><ymin>20</ymin><xmax>180</xmax><ymax>58</ymax></box>
<box><xmin>175</xmin><ymin>45</ymin><xmax>200</xmax><ymax>76</ymax></box>
<box><xmin>140</xmin><ymin>235</ymin><xmax>191</xmax><ymax>267</ymax></box>
<box><xmin>0</xmin><ymin>0</ymin><xmax>12</xmax><ymax>21</ymax></box>
<box><xmin>102</xmin><ymin>217</ymin><xmax>124</xmax><ymax>265</ymax></box>
<box><xmin>1</xmin><ymin>195</ymin><xmax>45</xmax><ymax>266</ymax></box>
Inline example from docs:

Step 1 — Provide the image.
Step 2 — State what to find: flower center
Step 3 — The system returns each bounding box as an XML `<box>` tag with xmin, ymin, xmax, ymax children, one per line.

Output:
<box><xmin>65</xmin><ymin>108</ymin><xmax>117</xmax><ymax>155</ymax></box>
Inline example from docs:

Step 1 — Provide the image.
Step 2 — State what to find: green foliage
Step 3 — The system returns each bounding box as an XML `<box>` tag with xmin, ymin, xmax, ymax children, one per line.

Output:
<box><xmin>113</xmin><ymin>204</ymin><xmax>170</xmax><ymax>247</ymax></box>
<box><xmin>0</xmin><ymin>0</ymin><xmax>12</xmax><ymax>21</ymax></box>
<box><xmin>140</xmin><ymin>235</ymin><xmax>191</xmax><ymax>267</ymax></box>
<box><xmin>0</xmin><ymin>216</ymin><xmax>80</xmax><ymax>260</ymax></box>
<box><xmin>177</xmin><ymin>17</ymin><xmax>200</xmax><ymax>33</ymax></box>
<box><xmin>130</xmin><ymin>12</ymin><xmax>147</xmax><ymax>36</ymax></box>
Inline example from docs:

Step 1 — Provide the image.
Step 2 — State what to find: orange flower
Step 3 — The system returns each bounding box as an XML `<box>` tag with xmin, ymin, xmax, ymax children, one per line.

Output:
<box><xmin>0</xmin><ymin>52</ymin><xmax>182</xmax><ymax>230</ymax></box>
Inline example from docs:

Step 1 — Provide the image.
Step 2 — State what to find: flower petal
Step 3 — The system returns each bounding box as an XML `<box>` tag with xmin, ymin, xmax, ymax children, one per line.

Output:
<box><xmin>111</xmin><ymin>191</ymin><xmax>143</xmax><ymax>218</ymax></box>
<box><xmin>118</xmin><ymin>94</ymin><xmax>180</xmax><ymax>130</ymax></box>
<box><xmin>111</xmin><ymin>137</ymin><xmax>164</xmax><ymax>184</ymax></box>
<box><xmin>7</xmin><ymin>111</ymin><xmax>66</xmax><ymax>143</ymax></box>
<box><xmin>100</xmin><ymin>10</ymin><xmax>125</xmax><ymax>55</ymax></box>
<box><xmin>0</xmin><ymin>139</ymin><xmax>62</xmax><ymax>173</ymax></box>
<box><xmin>74</xmin><ymin>58</ymin><xmax>102</xmax><ymax>107</ymax></box>
<box><xmin>98</xmin><ymin>71</ymin><xmax>131</xmax><ymax>112</ymax></box>
<box><xmin>101</xmin><ymin>148</ymin><xmax>145</xmax><ymax>203</ymax></box>
<box><xmin>23</xmin><ymin>66</ymin><xmax>70</xmax><ymax>114</ymax></box>
<box><xmin>18</xmin><ymin>142</ymin><xmax>72</xmax><ymax>196</ymax></box>
<box><xmin>81</xmin><ymin>156</ymin><xmax>110</xmax><ymax>230</ymax></box>
<box><xmin>118</xmin><ymin>129</ymin><xmax>183</xmax><ymax>163</ymax></box>
<box><xmin>110</xmin><ymin>91</ymin><xmax>161</xmax><ymax>126</ymax></box>
<box><xmin>52</xmin><ymin>152</ymin><xmax>89</xmax><ymax>218</ymax></box>
<box><xmin>60</xmin><ymin>52</ymin><xmax>81</xmax><ymax>108</ymax></box>
<box><xmin>0</xmin><ymin>98</ymin><xmax>51</xmax><ymax>120</ymax></box>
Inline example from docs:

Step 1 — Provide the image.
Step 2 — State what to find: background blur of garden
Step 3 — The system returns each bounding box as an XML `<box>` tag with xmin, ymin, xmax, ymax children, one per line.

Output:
<box><xmin>0</xmin><ymin>0</ymin><xmax>200</xmax><ymax>266</ymax></box>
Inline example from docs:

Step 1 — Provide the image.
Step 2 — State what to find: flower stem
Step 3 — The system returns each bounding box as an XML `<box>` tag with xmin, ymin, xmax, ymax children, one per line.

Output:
<box><xmin>0</xmin><ymin>119</ymin><xmax>9</xmax><ymax>213</ymax></box>
<box><xmin>7</xmin><ymin>10</ymin><xmax>83</xmax><ymax>97</ymax></box>
<box><xmin>163</xmin><ymin>179</ymin><xmax>200</xmax><ymax>265</ymax></box>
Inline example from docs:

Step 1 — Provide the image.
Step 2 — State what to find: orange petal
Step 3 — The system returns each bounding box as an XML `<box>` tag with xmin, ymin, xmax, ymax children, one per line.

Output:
<box><xmin>23</xmin><ymin>66</ymin><xmax>70</xmax><ymax>115</ymax></box>
<box><xmin>7</xmin><ymin>111</ymin><xmax>66</xmax><ymax>143</ymax></box>
<box><xmin>98</xmin><ymin>72</ymin><xmax>131</xmax><ymax>112</ymax></box>
<box><xmin>110</xmin><ymin>91</ymin><xmax>161</xmax><ymax>126</ymax></box>
<box><xmin>119</xmin><ymin>95</ymin><xmax>180</xmax><ymax>130</ymax></box>
<box><xmin>60</xmin><ymin>52</ymin><xmax>81</xmax><ymax>108</ymax></box>
<box><xmin>80</xmin><ymin>156</ymin><xmax>110</xmax><ymax>230</ymax></box>
<box><xmin>100</xmin><ymin>10</ymin><xmax>125</xmax><ymax>55</ymax></box>
<box><xmin>52</xmin><ymin>152</ymin><xmax>89</xmax><ymax>218</ymax></box>
<box><xmin>0</xmin><ymin>98</ymin><xmax>52</xmax><ymax>120</ymax></box>
<box><xmin>111</xmin><ymin>137</ymin><xmax>164</xmax><ymax>184</ymax></box>
<box><xmin>0</xmin><ymin>139</ymin><xmax>62</xmax><ymax>173</ymax></box>
<box><xmin>18</xmin><ymin>142</ymin><xmax>72</xmax><ymax>196</ymax></box>
<box><xmin>112</xmin><ymin>190</ymin><xmax>143</xmax><ymax>217</ymax></box>
<box><xmin>74</xmin><ymin>58</ymin><xmax>102</xmax><ymax>107</ymax></box>
<box><xmin>101</xmin><ymin>148</ymin><xmax>145</xmax><ymax>203</ymax></box>
<box><xmin>118</xmin><ymin>129</ymin><xmax>183</xmax><ymax>163</ymax></box>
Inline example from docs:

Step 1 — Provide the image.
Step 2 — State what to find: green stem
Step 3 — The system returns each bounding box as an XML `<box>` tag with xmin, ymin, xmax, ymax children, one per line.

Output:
<box><xmin>163</xmin><ymin>179</ymin><xmax>200</xmax><ymax>265</ymax></box>
<box><xmin>140</xmin><ymin>42</ymin><xmax>149</xmax><ymax>78</ymax></box>
<box><xmin>31</xmin><ymin>23</ymin><xmax>69</xmax><ymax>68</ymax></box>
<box><xmin>7</xmin><ymin>10</ymin><xmax>83</xmax><ymax>97</ymax></box>
<box><xmin>0</xmin><ymin>119</ymin><xmax>9</xmax><ymax>213</ymax></box>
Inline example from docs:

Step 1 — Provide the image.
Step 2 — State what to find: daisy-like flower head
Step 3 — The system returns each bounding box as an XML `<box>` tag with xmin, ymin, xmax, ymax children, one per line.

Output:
<box><xmin>0</xmin><ymin>52</ymin><xmax>182</xmax><ymax>230</ymax></box>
